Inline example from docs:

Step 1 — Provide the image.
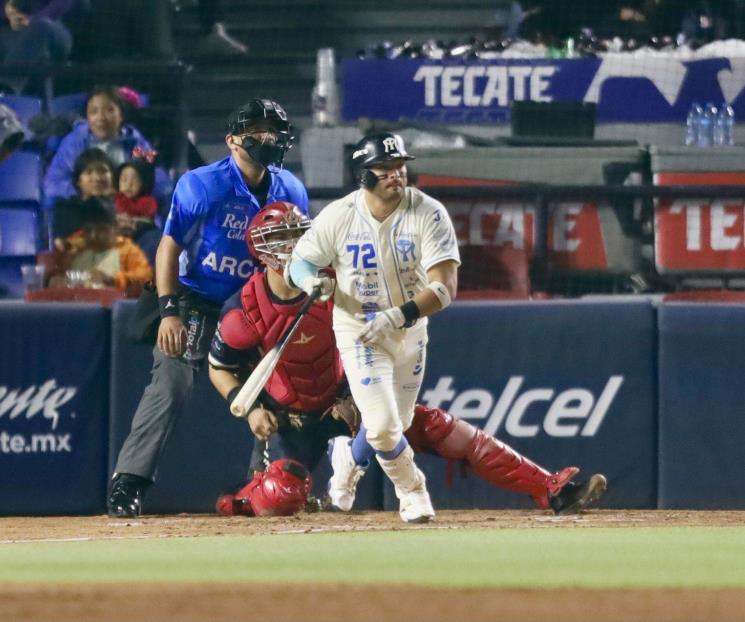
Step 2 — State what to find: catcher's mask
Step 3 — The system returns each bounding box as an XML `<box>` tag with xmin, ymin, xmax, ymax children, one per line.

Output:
<box><xmin>350</xmin><ymin>132</ymin><xmax>415</xmax><ymax>189</ymax></box>
<box><xmin>246</xmin><ymin>201</ymin><xmax>311</xmax><ymax>271</ymax></box>
<box><xmin>227</xmin><ymin>99</ymin><xmax>294</xmax><ymax>167</ymax></box>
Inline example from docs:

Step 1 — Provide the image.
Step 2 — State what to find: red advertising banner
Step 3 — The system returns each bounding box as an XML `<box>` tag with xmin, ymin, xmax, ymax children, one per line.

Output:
<box><xmin>654</xmin><ymin>172</ymin><xmax>745</xmax><ymax>272</ymax></box>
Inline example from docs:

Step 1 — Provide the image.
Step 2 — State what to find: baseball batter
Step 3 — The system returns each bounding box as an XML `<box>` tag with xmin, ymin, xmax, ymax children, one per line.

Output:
<box><xmin>288</xmin><ymin>132</ymin><xmax>460</xmax><ymax>523</ymax></box>
<box><xmin>208</xmin><ymin>202</ymin><xmax>607</xmax><ymax>519</ymax></box>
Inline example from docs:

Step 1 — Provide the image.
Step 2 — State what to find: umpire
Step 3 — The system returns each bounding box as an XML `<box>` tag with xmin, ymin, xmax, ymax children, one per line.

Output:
<box><xmin>108</xmin><ymin>99</ymin><xmax>309</xmax><ymax>518</ymax></box>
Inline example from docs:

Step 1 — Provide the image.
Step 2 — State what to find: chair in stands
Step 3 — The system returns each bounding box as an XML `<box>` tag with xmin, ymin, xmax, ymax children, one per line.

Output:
<box><xmin>0</xmin><ymin>95</ymin><xmax>42</xmax><ymax>126</ymax></box>
<box><xmin>0</xmin><ymin>151</ymin><xmax>43</xmax><ymax>298</ymax></box>
<box><xmin>48</xmin><ymin>92</ymin><xmax>88</xmax><ymax>118</ymax></box>
<box><xmin>0</xmin><ymin>151</ymin><xmax>42</xmax><ymax>204</ymax></box>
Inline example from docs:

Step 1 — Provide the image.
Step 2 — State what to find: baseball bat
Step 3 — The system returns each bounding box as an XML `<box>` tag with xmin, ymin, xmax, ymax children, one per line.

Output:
<box><xmin>230</xmin><ymin>286</ymin><xmax>321</xmax><ymax>418</ymax></box>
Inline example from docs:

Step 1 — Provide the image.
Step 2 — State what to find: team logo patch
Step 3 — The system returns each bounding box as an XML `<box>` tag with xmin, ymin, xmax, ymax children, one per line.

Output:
<box><xmin>382</xmin><ymin>137</ymin><xmax>397</xmax><ymax>153</ymax></box>
<box><xmin>292</xmin><ymin>332</ymin><xmax>315</xmax><ymax>345</ymax></box>
<box><xmin>396</xmin><ymin>239</ymin><xmax>416</xmax><ymax>262</ymax></box>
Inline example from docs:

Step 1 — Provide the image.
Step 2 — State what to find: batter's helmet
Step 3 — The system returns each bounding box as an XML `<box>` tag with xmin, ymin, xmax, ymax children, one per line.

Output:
<box><xmin>227</xmin><ymin>99</ymin><xmax>293</xmax><ymax>167</ymax></box>
<box><xmin>246</xmin><ymin>201</ymin><xmax>311</xmax><ymax>271</ymax></box>
<box><xmin>350</xmin><ymin>132</ymin><xmax>415</xmax><ymax>189</ymax></box>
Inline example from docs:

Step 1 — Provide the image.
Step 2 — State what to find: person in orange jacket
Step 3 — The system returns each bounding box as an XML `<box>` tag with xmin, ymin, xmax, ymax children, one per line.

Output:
<box><xmin>50</xmin><ymin>198</ymin><xmax>153</xmax><ymax>296</ymax></box>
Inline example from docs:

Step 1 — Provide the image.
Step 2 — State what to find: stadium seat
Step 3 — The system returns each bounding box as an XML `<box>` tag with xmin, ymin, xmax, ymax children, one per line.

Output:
<box><xmin>48</xmin><ymin>92</ymin><xmax>88</xmax><ymax>118</ymax></box>
<box><xmin>0</xmin><ymin>151</ymin><xmax>42</xmax><ymax>204</ymax></box>
<box><xmin>0</xmin><ymin>206</ymin><xmax>40</xmax><ymax>256</ymax></box>
<box><xmin>0</xmin><ymin>95</ymin><xmax>42</xmax><ymax>126</ymax></box>
<box><xmin>0</xmin><ymin>256</ymin><xmax>35</xmax><ymax>298</ymax></box>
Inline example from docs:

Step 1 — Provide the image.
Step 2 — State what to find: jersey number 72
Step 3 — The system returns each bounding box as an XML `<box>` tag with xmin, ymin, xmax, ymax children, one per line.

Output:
<box><xmin>346</xmin><ymin>243</ymin><xmax>377</xmax><ymax>268</ymax></box>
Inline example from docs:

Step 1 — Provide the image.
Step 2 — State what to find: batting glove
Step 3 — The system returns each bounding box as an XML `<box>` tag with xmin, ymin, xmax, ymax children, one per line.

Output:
<box><xmin>356</xmin><ymin>307</ymin><xmax>405</xmax><ymax>345</ymax></box>
<box><xmin>300</xmin><ymin>275</ymin><xmax>335</xmax><ymax>302</ymax></box>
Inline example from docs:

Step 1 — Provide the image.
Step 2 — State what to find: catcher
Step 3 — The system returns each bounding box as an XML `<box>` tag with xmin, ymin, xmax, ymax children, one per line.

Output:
<box><xmin>207</xmin><ymin>202</ymin><xmax>607</xmax><ymax>518</ymax></box>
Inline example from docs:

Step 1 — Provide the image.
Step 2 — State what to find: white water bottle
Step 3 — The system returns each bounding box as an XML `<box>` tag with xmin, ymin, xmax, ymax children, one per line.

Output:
<box><xmin>698</xmin><ymin>102</ymin><xmax>717</xmax><ymax>147</ymax></box>
<box><xmin>685</xmin><ymin>102</ymin><xmax>702</xmax><ymax>146</ymax></box>
<box><xmin>715</xmin><ymin>104</ymin><xmax>735</xmax><ymax>146</ymax></box>
<box><xmin>312</xmin><ymin>48</ymin><xmax>339</xmax><ymax>126</ymax></box>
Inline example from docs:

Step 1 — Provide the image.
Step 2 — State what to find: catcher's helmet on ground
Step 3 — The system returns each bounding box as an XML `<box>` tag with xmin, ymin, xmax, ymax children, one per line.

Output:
<box><xmin>227</xmin><ymin>99</ymin><xmax>293</xmax><ymax>167</ymax></box>
<box><xmin>350</xmin><ymin>132</ymin><xmax>415</xmax><ymax>188</ymax></box>
<box><xmin>246</xmin><ymin>201</ymin><xmax>310</xmax><ymax>271</ymax></box>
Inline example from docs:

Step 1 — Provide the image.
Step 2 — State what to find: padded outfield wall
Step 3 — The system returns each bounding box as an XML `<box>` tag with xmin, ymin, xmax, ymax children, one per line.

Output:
<box><xmin>0</xmin><ymin>299</ymin><xmax>743</xmax><ymax>515</ymax></box>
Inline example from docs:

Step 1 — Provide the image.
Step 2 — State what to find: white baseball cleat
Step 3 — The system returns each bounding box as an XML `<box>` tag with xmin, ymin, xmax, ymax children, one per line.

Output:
<box><xmin>327</xmin><ymin>436</ymin><xmax>367</xmax><ymax>511</ymax></box>
<box><xmin>377</xmin><ymin>445</ymin><xmax>435</xmax><ymax>524</ymax></box>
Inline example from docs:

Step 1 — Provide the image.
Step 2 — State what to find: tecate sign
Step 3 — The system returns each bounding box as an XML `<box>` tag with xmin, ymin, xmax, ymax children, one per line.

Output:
<box><xmin>421</xmin><ymin>375</ymin><xmax>623</xmax><ymax>438</ymax></box>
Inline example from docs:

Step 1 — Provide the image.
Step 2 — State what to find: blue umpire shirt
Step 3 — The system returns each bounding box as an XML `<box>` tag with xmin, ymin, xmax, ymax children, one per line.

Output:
<box><xmin>163</xmin><ymin>156</ymin><xmax>309</xmax><ymax>303</ymax></box>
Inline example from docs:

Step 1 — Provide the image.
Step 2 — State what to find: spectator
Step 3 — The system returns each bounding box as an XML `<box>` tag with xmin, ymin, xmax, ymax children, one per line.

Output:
<box><xmin>680</xmin><ymin>0</ymin><xmax>731</xmax><ymax>43</ymax></box>
<box><xmin>49</xmin><ymin>198</ymin><xmax>153</xmax><ymax>295</ymax></box>
<box><xmin>52</xmin><ymin>147</ymin><xmax>115</xmax><ymax>238</ymax></box>
<box><xmin>0</xmin><ymin>0</ymin><xmax>71</xmax><ymax>93</ymax></box>
<box><xmin>0</xmin><ymin>101</ymin><xmax>23</xmax><ymax>161</ymax></box>
<box><xmin>0</xmin><ymin>0</ymin><xmax>72</xmax><ymax>66</ymax></box>
<box><xmin>43</xmin><ymin>84</ymin><xmax>171</xmax><ymax>206</ymax></box>
<box><xmin>114</xmin><ymin>156</ymin><xmax>157</xmax><ymax>229</ymax></box>
<box><xmin>593</xmin><ymin>0</ymin><xmax>653</xmax><ymax>41</ymax></box>
<box><xmin>114</xmin><ymin>154</ymin><xmax>160</xmax><ymax>267</ymax></box>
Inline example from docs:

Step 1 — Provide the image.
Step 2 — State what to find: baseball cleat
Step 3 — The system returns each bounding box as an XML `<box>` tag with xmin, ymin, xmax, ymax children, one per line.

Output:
<box><xmin>327</xmin><ymin>436</ymin><xmax>367</xmax><ymax>511</ymax></box>
<box><xmin>107</xmin><ymin>473</ymin><xmax>150</xmax><ymax>518</ymax></box>
<box><xmin>399</xmin><ymin>482</ymin><xmax>435</xmax><ymax>524</ymax></box>
<box><xmin>550</xmin><ymin>473</ymin><xmax>608</xmax><ymax>515</ymax></box>
<box><xmin>377</xmin><ymin>446</ymin><xmax>435</xmax><ymax>523</ymax></box>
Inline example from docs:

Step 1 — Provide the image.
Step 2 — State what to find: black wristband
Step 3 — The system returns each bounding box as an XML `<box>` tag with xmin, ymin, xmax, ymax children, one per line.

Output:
<box><xmin>158</xmin><ymin>295</ymin><xmax>180</xmax><ymax>318</ymax></box>
<box><xmin>227</xmin><ymin>386</ymin><xmax>241</xmax><ymax>405</ymax></box>
<box><xmin>399</xmin><ymin>299</ymin><xmax>421</xmax><ymax>324</ymax></box>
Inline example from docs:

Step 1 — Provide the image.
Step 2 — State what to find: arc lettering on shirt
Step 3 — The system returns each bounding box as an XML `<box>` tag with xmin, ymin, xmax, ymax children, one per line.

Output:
<box><xmin>201</xmin><ymin>251</ymin><xmax>255</xmax><ymax>278</ymax></box>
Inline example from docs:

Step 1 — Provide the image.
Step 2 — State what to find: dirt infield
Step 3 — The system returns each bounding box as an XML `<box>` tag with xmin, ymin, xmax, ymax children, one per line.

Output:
<box><xmin>4</xmin><ymin>508</ymin><xmax>745</xmax><ymax>541</ymax></box>
<box><xmin>3</xmin><ymin>510</ymin><xmax>745</xmax><ymax>622</ymax></box>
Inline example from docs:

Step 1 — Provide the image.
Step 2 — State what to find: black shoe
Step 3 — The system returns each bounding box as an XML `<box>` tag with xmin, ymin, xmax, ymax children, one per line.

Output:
<box><xmin>550</xmin><ymin>474</ymin><xmax>607</xmax><ymax>515</ymax></box>
<box><xmin>107</xmin><ymin>473</ymin><xmax>151</xmax><ymax>518</ymax></box>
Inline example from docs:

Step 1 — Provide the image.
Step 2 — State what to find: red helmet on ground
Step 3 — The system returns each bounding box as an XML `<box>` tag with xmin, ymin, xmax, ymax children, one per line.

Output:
<box><xmin>215</xmin><ymin>458</ymin><xmax>312</xmax><ymax>518</ymax></box>
<box><xmin>246</xmin><ymin>201</ymin><xmax>311</xmax><ymax>271</ymax></box>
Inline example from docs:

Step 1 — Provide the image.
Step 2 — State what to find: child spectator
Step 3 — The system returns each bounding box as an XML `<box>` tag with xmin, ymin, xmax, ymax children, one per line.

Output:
<box><xmin>114</xmin><ymin>155</ymin><xmax>158</xmax><ymax>234</ymax></box>
<box><xmin>52</xmin><ymin>147</ymin><xmax>115</xmax><ymax>238</ymax></box>
<box><xmin>50</xmin><ymin>199</ymin><xmax>153</xmax><ymax>296</ymax></box>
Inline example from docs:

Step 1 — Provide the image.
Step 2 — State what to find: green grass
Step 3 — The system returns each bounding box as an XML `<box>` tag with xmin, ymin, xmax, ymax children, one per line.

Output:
<box><xmin>3</xmin><ymin>528</ymin><xmax>745</xmax><ymax>587</ymax></box>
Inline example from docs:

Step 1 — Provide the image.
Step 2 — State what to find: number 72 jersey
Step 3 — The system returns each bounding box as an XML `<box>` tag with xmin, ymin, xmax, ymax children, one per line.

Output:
<box><xmin>293</xmin><ymin>187</ymin><xmax>460</xmax><ymax>319</ymax></box>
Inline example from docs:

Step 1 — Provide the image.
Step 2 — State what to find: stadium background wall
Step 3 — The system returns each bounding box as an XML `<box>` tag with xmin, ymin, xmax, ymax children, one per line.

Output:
<box><xmin>0</xmin><ymin>299</ymin><xmax>741</xmax><ymax>515</ymax></box>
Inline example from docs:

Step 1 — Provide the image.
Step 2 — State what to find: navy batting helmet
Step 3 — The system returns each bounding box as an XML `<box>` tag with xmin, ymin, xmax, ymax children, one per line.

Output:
<box><xmin>227</xmin><ymin>99</ymin><xmax>293</xmax><ymax>167</ymax></box>
<box><xmin>350</xmin><ymin>132</ymin><xmax>415</xmax><ymax>189</ymax></box>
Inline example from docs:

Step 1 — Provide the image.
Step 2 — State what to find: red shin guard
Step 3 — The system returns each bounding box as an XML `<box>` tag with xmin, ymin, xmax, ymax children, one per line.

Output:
<box><xmin>406</xmin><ymin>404</ymin><xmax>577</xmax><ymax>508</ymax></box>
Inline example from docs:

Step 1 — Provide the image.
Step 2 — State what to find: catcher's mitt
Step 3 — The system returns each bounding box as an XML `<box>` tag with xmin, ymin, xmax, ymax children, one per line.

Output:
<box><xmin>322</xmin><ymin>396</ymin><xmax>361</xmax><ymax>436</ymax></box>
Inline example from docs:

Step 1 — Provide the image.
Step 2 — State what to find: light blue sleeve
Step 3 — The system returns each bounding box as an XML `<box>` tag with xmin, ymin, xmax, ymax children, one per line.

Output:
<box><xmin>288</xmin><ymin>258</ymin><xmax>319</xmax><ymax>288</ymax></box>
